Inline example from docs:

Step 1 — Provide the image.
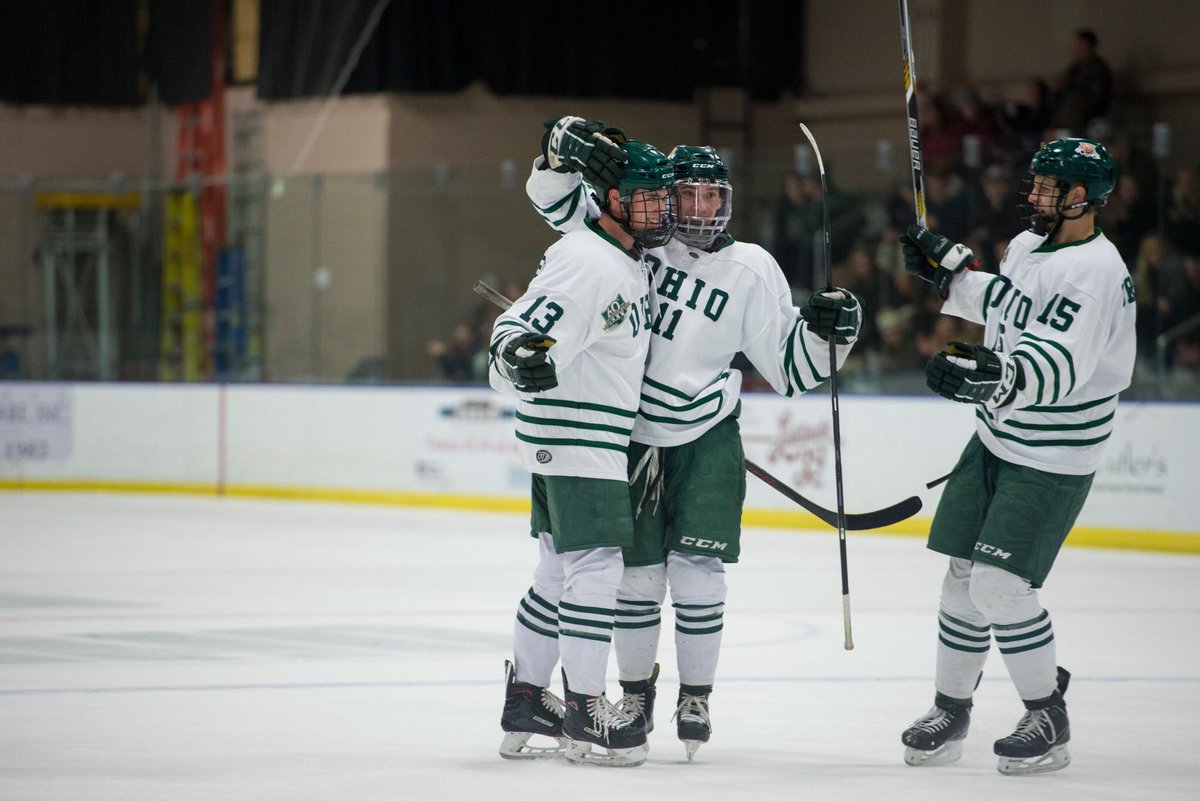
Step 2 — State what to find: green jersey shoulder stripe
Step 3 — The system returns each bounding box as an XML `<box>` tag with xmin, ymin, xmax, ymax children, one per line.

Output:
<box><xmin>533</xmin><ymin>184</ymin><xmax>582</xmax><ymax>224</ymax></box>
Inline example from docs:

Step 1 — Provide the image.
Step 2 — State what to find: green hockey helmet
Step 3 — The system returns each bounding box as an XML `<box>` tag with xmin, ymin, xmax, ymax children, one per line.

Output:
<box><xmin>1031</xmin><ymin>138</ymin><xmax>1117</xmax><ymax>203</ymax></box>
<box><xmin>669</xmin><ymin>145</ymin><xmax>733</xmax><ymax>248</ymax></box>
<box><xmin>600</xmin><ymin>140</ymin><xmax>678</xmax><ymax>248</ymax></box>
<box><xmin>1021</xmin><ymin>138</ymin><xmax>1118</xmax><ymax>235</ymax></box>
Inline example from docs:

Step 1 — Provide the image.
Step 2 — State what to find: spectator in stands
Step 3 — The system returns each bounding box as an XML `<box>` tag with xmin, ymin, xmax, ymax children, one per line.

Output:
<box><xmin>1003</xmin><ymin>78</ymin><xmax>1052</xmax><ymax>158</ymax></box>
<box><xmin>1107</xmin><ymin>173</ymin><xmax>1158</xmax><ymax>265</ymax></box>
<box><xmin>950</xmin><ymin>85</ymin><xmax>1003</xmax><ymax>169</ymax></box>
<box><xmin>1132</xmin><ymin>232</ymin><xmax>1175</xmax><ymax>363</ymax></box>
<box><xmin>762</xmin><ymin>170</ymin><xmax>823</xmax><ymax>294</ymax></box>
<box><xmin>969</xmin><ymin>164</ymin><xmax>1025</xmax><ymax>273</ymax></box>
<box><xmin>1161</xmin><ymin>253</ymin><xmax>1200</xmax><ymax>369</ymax></box>
<box><xmin>427</xmin><ymin>319</ymin><xmax>486</xmax><ymax>383</ymax></box>
<box><xmin>1049</xmin><ymin>28</ymin><xmax>1114</xmax><ymax>135</ymax></box>
<box><xmin>1165</xmin><ymin>164</ymin><xmax>1200</xmax><ymax>257</ymax></box>
<box><xmin>924</xmin><ymin>169</ymin><xmax>974</xmax><ymax>243</ymax></box>
<box><xmin>919</xmin><ymin>94</ymin><xmax>964</xmax><ymax>173</ymax></box>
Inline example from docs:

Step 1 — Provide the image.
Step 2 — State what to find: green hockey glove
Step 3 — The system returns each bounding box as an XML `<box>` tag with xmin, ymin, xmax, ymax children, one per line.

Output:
<box><xmin>926</xmin><ymin>341</ymin><xmax>1023</xmax><ymax>408</ymax></box>
<box><xmin>800</xmin><ymin>288</ymin><xmax>862</xmax><ymax>344</ymax></box>
<box><xmin>495</xmin><ymin>331</ymin><xmax>558</xmax><ymax>393</ymax></box>
<box><xmin>900</xmin><ymin>224</ymin><xmax>978</xmax><ymax>299</ymax></box>
<box><xmin>540</xmin><ymin>115</ymin><xmax>627</xmax><ymax>190</ymax></box>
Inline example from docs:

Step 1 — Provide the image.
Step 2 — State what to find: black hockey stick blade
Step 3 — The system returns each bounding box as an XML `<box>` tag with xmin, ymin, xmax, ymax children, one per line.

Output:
<box><xmin>472</xmin><ymin>279</ymin><xmax>921</xmax><ymax>531</ymax></box>
<box><xmin>745</xmin><ymin>458</ymin><xmax>922</xmax><ymax>531</ymax></box>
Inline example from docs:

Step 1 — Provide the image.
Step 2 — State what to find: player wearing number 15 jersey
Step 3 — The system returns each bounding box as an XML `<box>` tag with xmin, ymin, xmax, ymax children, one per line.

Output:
<box><xmin>897</xmin><ymin>138</ymin><xmax>1135</xmax><ymax>776</ymax></box>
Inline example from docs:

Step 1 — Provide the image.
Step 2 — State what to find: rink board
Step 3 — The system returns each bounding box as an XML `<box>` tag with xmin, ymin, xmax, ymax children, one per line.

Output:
<box><xmin>1</xmin><ymin>382</ymin><xmax>1196</xmax><ymax>550</ymax></box>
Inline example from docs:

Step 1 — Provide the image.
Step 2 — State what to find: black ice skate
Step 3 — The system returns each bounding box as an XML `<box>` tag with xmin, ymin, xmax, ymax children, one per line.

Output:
<box><xmin>901</xmin><ymin>692</ymin><xmax>972</xmax><ymax>767</ymax></box>
<box><xmin>672</xmin><ymin>684</ymin><xmax>712</xmax><ymax>762</ymax></box>
<box><xmin>562</xmin><ymin>669</ymin><xmax>647</xmax><ymax>767</ymax></box>
<box><xmin>994</xmin><ymin>666</ymin><xmax>1072</xmax><ymax>775</ymax></box>
<box><xmin>498</xmin><ymin>660</ymin><xmax>566</xmax><ymax>760</ymax></box>
<box><xmin>618</xmin><ymin>663</ymin><xmax>659</xmax><ymax>735</ymax></box>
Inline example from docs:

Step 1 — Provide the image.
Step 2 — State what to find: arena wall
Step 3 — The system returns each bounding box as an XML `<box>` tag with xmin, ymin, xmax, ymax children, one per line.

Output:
<box><xmin>2</xmin><ymin>383</ymin><xmax>1195</xmax><ymax>554</ymax></box>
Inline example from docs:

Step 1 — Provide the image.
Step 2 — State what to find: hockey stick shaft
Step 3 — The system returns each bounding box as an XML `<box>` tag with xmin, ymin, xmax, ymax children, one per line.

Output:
<box><xmin>473</xmin><ymin>280</ymin><xmax>920</xmax><ymax>533</ymax></box>
<box><xmin>899</xmin><ymin>0</ymin><xmax>927</xmax><ymax>228</ymax></box>
<box><xmin>798</xmin><ymin>124</ymin><xmax>853</xmax><ymax>650</ymax></box>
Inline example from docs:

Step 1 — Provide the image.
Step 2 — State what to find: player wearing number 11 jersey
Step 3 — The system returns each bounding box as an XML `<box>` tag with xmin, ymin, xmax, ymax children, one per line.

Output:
<box><xmin>524</xmin><ymin>115</ymin><xmax>863</xmax><ymax>760</ymax></box>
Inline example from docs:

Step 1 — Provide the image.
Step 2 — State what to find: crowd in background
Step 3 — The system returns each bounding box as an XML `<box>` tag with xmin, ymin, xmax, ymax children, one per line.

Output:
<box><xmin>428</xmin><ymin>29</ymin><xmax>1200</xmax><ymax>392</ymax></box>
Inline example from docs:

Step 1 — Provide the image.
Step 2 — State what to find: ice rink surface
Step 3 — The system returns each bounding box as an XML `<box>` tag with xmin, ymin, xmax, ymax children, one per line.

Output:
<box><xmin>1</xmin><ymin>491</ymin><xmax>1197</xmax><ymax>801</ymax></box>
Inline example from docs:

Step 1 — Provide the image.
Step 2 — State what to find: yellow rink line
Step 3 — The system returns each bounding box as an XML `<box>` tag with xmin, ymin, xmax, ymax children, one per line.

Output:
<box><xmin>3</xmin><ymin>480</ymin><xmax>1198</xmax><ymax>556</ymax></box>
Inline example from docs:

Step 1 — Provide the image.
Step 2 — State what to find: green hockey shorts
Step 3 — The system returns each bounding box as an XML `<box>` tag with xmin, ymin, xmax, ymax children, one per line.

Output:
<box><xmin>928</xmin><ymin>434</ymin><xmax>1094</xmax><ymax>588</ymax></box>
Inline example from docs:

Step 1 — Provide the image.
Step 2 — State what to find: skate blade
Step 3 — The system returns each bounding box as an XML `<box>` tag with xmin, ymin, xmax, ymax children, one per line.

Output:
<box><xmin>903</xmin><ymin>740</ymin><xmax>963</xmax><ymax>767</ymax></box>
<box><xmin>997</xmin><ymin>745</ymin><xmax>1070</xmax><ymax>775</ymax></box>
<box><xmin>499</xmin><ymin>732</ymin><xmax>567</xmax><ymax>760</ymax></box>
<box><xmin>564</xmin><ymin>741</ymin><xmax>647</xmax><ymax>767</ymax></box>
<box><xmin>683</xmin><ymin>740</ymin><xmax>702</xmax><ymax>761</ymax></box>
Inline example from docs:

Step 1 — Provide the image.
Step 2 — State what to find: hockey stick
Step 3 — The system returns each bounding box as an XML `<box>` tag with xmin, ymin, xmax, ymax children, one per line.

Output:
<box><xmin>899</xmin><ymin>0</ymin><xmax>927</xmax><ymax>228</ymax></box>
<box><xmin>797</xmin><ymin>124</ymin><xmax>854</xmax><ymax>650</ymax></box>
<box><xmin>473</xmin><ymin>279</ymin><xmax>921</xmax><ymax>533</ymax></box>
<box><xmin>900</xmin><ymin>0</ymin><xmax>951</xmax><ymax>496</ymax></box>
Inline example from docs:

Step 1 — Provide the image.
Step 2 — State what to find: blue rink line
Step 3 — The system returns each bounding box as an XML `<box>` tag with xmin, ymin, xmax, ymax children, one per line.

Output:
<box><xmin>2</xmin><ymin>674</ymin><xmax>1198</xmax><ymax>698</ymax></box>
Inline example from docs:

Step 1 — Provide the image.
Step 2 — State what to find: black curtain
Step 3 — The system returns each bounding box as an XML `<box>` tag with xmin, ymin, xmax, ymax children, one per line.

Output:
<box><xmin>0</xmin><ymin>0</ymin><xmax>140</xmax><ymax>106</ymax></box>
<box><xmin>0</xmin><ymin>0</ymin><xmax>214</xmax><ymax>107</ymax></box>
<box><xmin>145</xmin><ymin>0</ymin><xmax>214</xmax><ymax>106</ymax></box>
<box><xmin>0</xmin><ymin>0</ymin><xmax>805</xmax><ymax>107</ymax></box>
<box><xmin>258</xmin><ymin>0</ymin><xmax>805</xmax><ymax>102</ymax></box>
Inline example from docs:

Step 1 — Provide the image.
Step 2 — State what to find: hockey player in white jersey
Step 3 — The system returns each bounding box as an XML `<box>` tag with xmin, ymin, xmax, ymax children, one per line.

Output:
<box><xmin>494</xmin><ymin>136</ymin><xmax>677</xmax><ymax>768</ymax></box>
<box><xmin>897</xmin><ymin>138</ymin><xmax>1135</xmax><ymax>775</ymax></box>
<box><xmin>527</xmin><ymin>115</ymin><xmax>863</xmax><ymax>760</ymax></box>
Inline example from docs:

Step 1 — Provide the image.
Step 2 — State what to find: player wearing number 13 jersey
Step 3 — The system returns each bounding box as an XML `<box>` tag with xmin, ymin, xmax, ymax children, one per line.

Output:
<box><xmin>491</xmin><ymin>137</ymin><xmax>676</xmax><ymax>767</ymax></box>
<box><xmin>524</xmin><ymin>116</ymin><xmax>862</xmax><ymax>760</ymax></box>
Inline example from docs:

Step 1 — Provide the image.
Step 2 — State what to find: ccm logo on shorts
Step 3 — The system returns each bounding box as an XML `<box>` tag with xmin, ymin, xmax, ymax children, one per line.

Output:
<box><xmin>680</xmin><ymin>536</ymin><xmax>727</xmax><ymax>552</ymax></box>
<box><xmin>974</xmin><ymin>542</ymin><xmax>1012</xmax><ymax>560</ymax></box>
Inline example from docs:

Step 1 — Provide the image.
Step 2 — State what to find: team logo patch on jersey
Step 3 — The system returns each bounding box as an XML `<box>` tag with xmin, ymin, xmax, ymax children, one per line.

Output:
<box><xmin>600</xmin><ymin>295</ymin><xmax>631</xmax><ymax>330</ymax></box>
<box><xmin>535</xmin><ymin>449</ymin><xmax>552</xmax><ymax>464</ymax></box>
<box><xmin>1075</xmin><ymin>142</ymin><xmax>1101</xmax><ymax>160</ymax></box>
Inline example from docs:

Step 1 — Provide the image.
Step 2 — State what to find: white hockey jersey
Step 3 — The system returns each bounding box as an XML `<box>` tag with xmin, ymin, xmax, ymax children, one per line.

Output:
<box><xmin>489</xmin><ymin>217</ymin><xmax>654</xmax><ymax>480</ymax></box>
<box><xmin>942</xmin><ymin>228</ymin><xmax>1136</xmax><ymax>475</ymax></box>
<box><xmin>527</xmin><ymin>159</ymin><xmax>852</xmax><ymax>447</ymax></box>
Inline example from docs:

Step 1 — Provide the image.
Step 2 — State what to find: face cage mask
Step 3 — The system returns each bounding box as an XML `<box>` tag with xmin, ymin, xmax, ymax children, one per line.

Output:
<box><xmin>1019</xmin><ymin>172</ymin><xmax>1099</xmax><ymax>237</ymax></box>
<box><xmin>618</xmin><ymin>186</ymin><xmax>679</xmax><ymax>249</ymax></box>
<box><xmin>673</xmin><ymin>179</ymin><xmax>733</xmax><ymax>248</ymax></box>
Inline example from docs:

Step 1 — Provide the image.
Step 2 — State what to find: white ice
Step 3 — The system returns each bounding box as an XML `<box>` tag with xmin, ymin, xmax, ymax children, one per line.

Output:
<box><xmin>1</xmin><ymin>492</ymin><xmax>1197</xmax><ymax>801</ymax></box>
